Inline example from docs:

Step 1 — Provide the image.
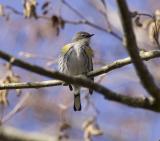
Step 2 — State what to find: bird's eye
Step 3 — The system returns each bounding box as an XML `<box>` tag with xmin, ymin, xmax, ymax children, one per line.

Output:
<box><xmin>81</xmin><ymin>34</ymin><xmax>86</xmax><ymax>37</ymax></box>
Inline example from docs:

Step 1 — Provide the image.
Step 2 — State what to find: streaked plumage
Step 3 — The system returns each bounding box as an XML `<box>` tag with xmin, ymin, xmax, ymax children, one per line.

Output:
<box><xmin>58</xmin><ymin>31</ymin><xmax>94</xmax><ymax>111</ymax></box>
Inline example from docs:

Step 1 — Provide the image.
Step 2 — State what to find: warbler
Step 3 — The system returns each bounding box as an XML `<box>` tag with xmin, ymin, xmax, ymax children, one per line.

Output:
<box><xmin>58</xmin><ymin>31</ymin><xmax>94</xmax><ymax>111</ymax></box>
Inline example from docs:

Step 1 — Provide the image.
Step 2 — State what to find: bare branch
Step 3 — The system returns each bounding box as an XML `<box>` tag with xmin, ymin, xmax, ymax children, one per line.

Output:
<box><xmin>26</xmin><ymin>71</ymin><xmax>156</xmax><ymax>112</ymax></box>
<box><xmin>0</xmin><ymin>50</ymin><xmax>160</xmax><ymax>89</ymax></box>
<box><xmin>0</xmin><ymin>80</ymin><xmax>63</xmax><ymax>89</ymax></box>
<box><xmin>0</xmin><ymin>50</ymin><xmax>160</xmax><ymax>90</ymax></box>
<box><xmin>0</xmin><ymin>126</ymin><xmax>55</xmax><ymax>141</ymax></box>
<box><xmin>2</xmin><ymin>94</ymin><xmax>30</xmax><ymax>123</ymax></box>
<box><xmin>116</xmin><ymin>0</ymin><xmax>160</xmax><ymax>100</ymax></box>
<box><xmin>61</xmin><ymin>0</ymin><xmax>122</xmax><ymax>40</ymax></box>
<box><xmin>0</xmin><ymin>50</ymin><xmax>59</xmax><ymax>79</ymax></box>
<box><xmin>0</xmin><ymin>1</ymin><xmax>160</xmax><ymax>112</ymax></box>
<box><xmin>1</xmin><ymin>4</ymin><xmax>122</xmax><ymax>41</ymax></box>
<box><xmin>0</xmin><ymin>50</ymin><xmax>160</xmax><ymax>111</ymax></box>
<box><xmin>61</xmin><ymin>0</ymin><xmax>86</xmax><ymax>19</ymax></box>
<box><xmin>88</xmin><ymin>0</ymin><xmax>112</xmax><ymax>31</ymax></box>
<box><xmin>88</xmin><ymin>50</ymin><xmax>160</xmax><ymax>77</ymax></box>
<box><xmin>64</xmin><ymin>19</ymin><xmax>122</xmax><ymax>40</ymax></box>
<box><xmin>5</xmin><ymin>5</ymin><xmax>23</xmax><ymax>16</ymax></box>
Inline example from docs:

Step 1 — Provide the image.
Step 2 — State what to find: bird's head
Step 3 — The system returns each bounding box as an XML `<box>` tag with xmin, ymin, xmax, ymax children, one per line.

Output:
<box><xmin>72</xmin><ymin>31</ymin><xmax>94</xmax><ymax>42</ymax></box>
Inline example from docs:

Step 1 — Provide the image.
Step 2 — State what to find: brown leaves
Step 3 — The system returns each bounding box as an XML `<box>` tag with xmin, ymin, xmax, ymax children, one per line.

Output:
<box><xmin>23</xmin><ymin>0</ymin><xmax>37</xmax><ymax>18</ymax></box>
<box><xmin>58</xmin><ymin>122</ymin><xmax>71</xmax><ymax>140</ymax></box>
<box><xmin>41</xmin><ymin>1</ymin><xmax>50</xmax><ymax>15</ymax></box>
<box><xmin>134</xmin><ymin>16</ymin><xmax>143</xmax><ymax>27</ymax></box>
<box><xmin>147</xmin><ymin>10</ymin><xmax>160</xmax><ymax>45</ymax></box>
<box><xmin>0</xmin><ymin>63</ymin><xmax>21</xmax><ymax>105</ymax></box>
<box><xmin>130</xmin><ymin>11</ymin><xmax>143</xmax><ymax>27</ymax></box>
<box><xmin>132</xmin><ymin>10</ymin><xmax>160</xmax><ymax>46</ymax></box>
<box><xmin>0</xmin><ymin>89</ymin><xmax>8</xmax><ymax>105</ymax></box>
<box><xmin>83</xmin><ymin>118</ymin><xmax>103</xmax><ymax>141</ymax></box>
<box><xmin>51</xmin><ymin>15</ymin><xmax>65</xmax><ymax>36</ymax></box>
<box><xmin>0</xmin><ymin>2</ymin><xmax>66</xmax><ymax>37</ymax></box>
<box><xmin>41</xmin><ymin>1</ymin><xmax>50</xmax><ymax>10</ymax></box>
<box><xmin>0</xmin><ymin>4</ymin><xmax>4</xmax><ymax>16</ymax></box>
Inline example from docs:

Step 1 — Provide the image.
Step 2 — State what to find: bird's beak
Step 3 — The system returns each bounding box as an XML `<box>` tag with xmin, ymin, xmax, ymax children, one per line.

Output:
<box><xmin>88</xmin><ymin>34</ymin><xmax>94</xmax><ymax>38</ymax></box>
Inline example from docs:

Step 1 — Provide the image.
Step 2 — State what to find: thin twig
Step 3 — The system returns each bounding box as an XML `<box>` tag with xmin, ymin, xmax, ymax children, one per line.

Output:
<box><xmin>2</xmin><ymin>94</ymin><xmax>30</xmax><ymax>123</ymax></box>
<box><xmin>0</xmin><ymin>50</ymin><xmax>160</xmax><ymax>90</ymax></box>
<box><xmin>136</xmin><ymin>12</ymin><xmax>153</xmax><ymax>18</ymax></box>
<box><xmin>60</xmin><ymin>0</ymin><xmax>122</xmax><ymax>40</ymax></box>
<box><xmin>89</xmin><ymin>0</ymin><xmax>112</xmax><ymax>31</ymax></box>
<box><xmin>117</xmin><ymin>0</ymin><xmax>160</xmax><ymax>101</ymax></box>
<box><xmin>64</xmin><ymin>19</ymin><xmax>122</xmax><ymax>40</ymax></box>
<box><xmin>0</xmin><ymin>50</ymin><xmax>160</xmax><ymax>89</ymax></box>
<box><xmin>0</xmin><ymin>50</ymin><xmax>159</xmax><ymax>111</ymax></box>
<box><xmin>61</xmin><ymin>0</ymin><xmax>87</xmax><ymax>20</ymax></box>
<box><xmin>5</xmin><ymin>5</ymin><xmax>23</xmax><ymax>16</ymax></box>
<box><xmin>3</xmin><ymin>4</ymin><xmax>122</xmax><ymax>41</ymax></box>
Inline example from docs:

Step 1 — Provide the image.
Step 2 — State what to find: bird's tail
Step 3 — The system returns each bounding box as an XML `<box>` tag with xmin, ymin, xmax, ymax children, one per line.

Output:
<box><xmin>89</xmin><ymin>77</ymin><xmax>94</xmax><ymax>95</ymax></box>
<box><xmin>73</xmin><ymin>93</ymin><xmax>81</xmax><ymax>111</ymax></box>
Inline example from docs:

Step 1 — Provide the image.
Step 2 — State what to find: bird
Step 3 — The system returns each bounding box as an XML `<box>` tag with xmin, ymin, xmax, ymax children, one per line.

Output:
<box><xmin>58</xmin><ymin>31</ymin><xmax>94</xmax><ymax>111</ymax></box>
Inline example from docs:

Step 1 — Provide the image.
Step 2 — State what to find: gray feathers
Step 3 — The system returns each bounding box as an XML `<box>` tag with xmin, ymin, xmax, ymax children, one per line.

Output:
<box><xmin>58</xmin><ymin>32</ymin><xmax>94</xmax><ymax>111</ymax></box>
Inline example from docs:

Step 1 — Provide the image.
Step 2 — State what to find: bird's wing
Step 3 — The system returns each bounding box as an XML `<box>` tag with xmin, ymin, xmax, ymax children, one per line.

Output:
<box><xmin>84</xmin><ymin>46</ymin><xmax>94</xmax><ymax>94</ymax></box>
<box><xmin>58</xmin><ymin>43</ymin><xmax>73</xmax><ymax>73</ymax></box>
<box><xmin>84</xmin><ymin>46</ymin><xmax>94</xmax><ymax>58</ymax></box>
<box><xmin>84</xmin><ymin>46</ymin><xmax>94</xmax><ymax>72</ymax></box>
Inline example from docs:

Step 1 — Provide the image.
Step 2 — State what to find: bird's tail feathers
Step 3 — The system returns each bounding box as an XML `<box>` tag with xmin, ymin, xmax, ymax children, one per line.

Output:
<box><xmin>73</xmin><ymin>93</ymin><xmax>81</xmax><ymax>111</ymax></box>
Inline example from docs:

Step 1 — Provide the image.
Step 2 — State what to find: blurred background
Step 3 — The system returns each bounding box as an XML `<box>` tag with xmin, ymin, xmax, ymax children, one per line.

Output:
<box><xmin>0</xmin><ymin>0</ymin><xmax>160</xmax><ymax>141</ymax></box>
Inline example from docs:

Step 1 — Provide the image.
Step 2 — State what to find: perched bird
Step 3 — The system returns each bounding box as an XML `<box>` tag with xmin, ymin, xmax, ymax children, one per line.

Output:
<box><xmin>58</xmin><ymin>31</ymin><xmax>94</xmax><ymax>111</ymax></box>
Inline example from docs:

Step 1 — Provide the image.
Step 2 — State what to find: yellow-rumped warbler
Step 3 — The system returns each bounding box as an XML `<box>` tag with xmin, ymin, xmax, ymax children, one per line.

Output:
<box><xmin>58</xmin><ymin>31</ymin><xmax>94</xmax><ymax>111</ymax></box>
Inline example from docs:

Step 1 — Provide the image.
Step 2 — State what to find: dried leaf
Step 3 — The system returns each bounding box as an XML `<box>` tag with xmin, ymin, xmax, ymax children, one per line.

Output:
<box><xmin>7</xmin><ymin>70</ymin><xmax>21</xmax><ymax>96</ymax></box>
<box><xmin>60</xmin><ymin>18</ymin><xmax>65</xmax><ymax>29</ymax></box>
<box><xmin>23</xmin><ymin>0</ymin><xmax>37</xmax><ymax>18</ymax></box>
<box><xmin>41</xmin><ymin>1</ymin><xmax>50</xmax><ymax>10</ymax></box>
<box><xmin>58</xmin><ymin>122</ymin><xmax>70</xmax><ymax>140</ymax></box>
<box><xmin>59</xmin><ymin>122</ymin><xmax>71</xmax><ymax>131</ymax></box>
<box><xmin>51</xmin><ymin>15</ymin><xmax>59</xmax><ymax>27</ymax></box>
<box><xmin>147</xmin><ymin>20</ymin><xmax>160</xmax><ymax>43</ymax></box>
<box><xmin>83</xmin><ymin>118</ymin><xmax>103</xmax><ymax>141</ymax></box>
<box><xmin>0</xmin><ymin>90</ymin><xmax>8</xmax><ymax>105</ymax></box>
<box><xmin>135</xmin><ymin>16</ymin><xmax>142</xmax><ymax>27</ymax></box>
<box><xmin>141</xmin><ymin>10</ymin><xmax>160</xmax><ymax>45</ymax></box>
<box><xmin>51</xmin><ymin>15</ymin><xmax>63</xmax><ymax>36</ymax></box>
<box><xmin>0</xmin><ymin>4</ymin><xmax>4</xmax><ymax>16</ymax></box>
<box><xmin>0</xmin><ymin>64</ymin><xmax>21</xmax><ymax>106</ymax></box>
<box><xmin>42</xmin><ymin>10</ymin><xmax>48</xmax><ymax>15</ymax></box>
<box><xmin>142</xmin><ymin>19</ymin><xmax>153</xmax><ymax>29</ymax></box>
<box><xmin>155</xmin><ymin>9</ymin><xmax>160</xmax><ymax>20</ymax></box>
<box><xmin>130</xmin><ymin>11</ymin><xmax>138</xmax><ymax>18</ymax></box>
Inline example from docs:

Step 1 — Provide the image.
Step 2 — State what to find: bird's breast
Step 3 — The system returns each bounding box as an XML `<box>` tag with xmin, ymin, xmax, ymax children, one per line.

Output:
<box><xmin>66</xmin><ymin>45</ymin><xmax>88</xmax><ymax>75</ymax></box>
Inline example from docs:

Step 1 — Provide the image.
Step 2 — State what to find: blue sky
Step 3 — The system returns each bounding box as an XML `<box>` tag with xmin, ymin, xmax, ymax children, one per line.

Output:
<box><xmin>0</xmin><ymin>0</ymin><xmax>160</xmax><ymax>141</ymax></box>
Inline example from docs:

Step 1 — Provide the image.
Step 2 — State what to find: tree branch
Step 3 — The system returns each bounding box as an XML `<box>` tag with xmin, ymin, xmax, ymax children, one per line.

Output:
<box><xmin>64</xmin><ymin>19</ymin><xmax>122</xmax><ymax>40</ymax></box>
<box><xmin>88</xmin><ymin>50</ymin><xmax>160</xmax><ymax>77</ymax></box>
<box><xmin>21</xmin><ymin>71</ymin><xmax>156</xmax><ymax>112</ymax></box>
<box><xmin>3</xmin><ymin>3</ymin><xmax>122</xmax><ymax>41</ymax></box>
<box><xmin>15</xmin><ymin>71</ymin><xmax>158</xmax><ymax>111</ymax></box>
<box><xmin>0</xmin><ymin>126</ymin><xmax>55</xmax><ymax>141</ymax></box>
<box><xmin>0</xmin><ymin>50</ymin><xmax>159</xmax><ymax>111</ymax></box>
<box><xmin>61</xmin><ymin>0</ymin><xmax>122</xmax><ymax>40</ymax></box>
<box><xmin>116</xmin><ymin>0</ymin><xmax>160</xmax><ymax>100</ymax></box>
<box><xmin>0</xmin><ymin>50</ymin><xmax>159</xmax><ymax>89</ymax></box>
